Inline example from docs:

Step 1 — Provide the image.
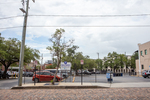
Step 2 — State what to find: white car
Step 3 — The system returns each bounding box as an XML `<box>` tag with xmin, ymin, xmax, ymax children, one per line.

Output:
<box><xmin>7</xmin><ymin>71</ymin><xmax>14</xmax><ymax>76</ymax></box>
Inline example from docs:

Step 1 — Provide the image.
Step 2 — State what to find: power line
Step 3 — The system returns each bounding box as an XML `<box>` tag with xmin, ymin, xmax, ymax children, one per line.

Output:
<box><xmin>0</xmin><ymin>15</ymin><xmax>23</xmax><ymax>20</ymax></box>
<box><xmin>27</xmin><ymin>25</ymin><xmax>150</xmax><ymax>27</ymax></box>
<box><xmin>0</xmin><ymin>26</ymin><xmax>22</xmax><ymax>29</ymax></box>
<box><xmin>1</xmin><ymin>25</ymin><xmax>150</xmax><ymax>29</ymax></box>
<box><xmin>28</xmin><ymin>14</ymin><xmax>150</xmax><ymax>17</ymax></box>
<box><xmin>0</xmin><ymin>14</ymin><xmax>150</xmax><ymax>20</ymax></box>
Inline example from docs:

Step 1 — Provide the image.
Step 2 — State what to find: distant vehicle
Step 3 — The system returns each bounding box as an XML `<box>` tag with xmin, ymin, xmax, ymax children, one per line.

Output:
<box><xmin>0</xmin><ymin>70</ymin><xmax>9</xmax><ymax>79</ymax></box>
<box><xmin>32</xmin><ymin>71</ymin><xmax>62</xmax><ymax>82</ymax></box>
<box><xmin>44</xmin><ymin>69</ymin><xmax>68</xmax><ymax>78</ymax></box>
<box><xmin>142</xmin><ymin>70</ymin><xmax>150</xmax><ymax>78</ymax></box>
<box><xmin>83</xmin><ymin>70</ymin><xmax>92</xmax><ymax>75</ymax></box>
<box><xmin>0</xmin><ymin>69</ymin><xmax>2</xmax><ymax>79</ymax></box>
<box><xmin>23</xmin><ymin>72</ymin><xmax>33</xmax><ymax>77</ymax></box>
<box><xmin>92</xmin><ymin>71</ymin><xmax>100</xmax><ymax>74</ymax></box>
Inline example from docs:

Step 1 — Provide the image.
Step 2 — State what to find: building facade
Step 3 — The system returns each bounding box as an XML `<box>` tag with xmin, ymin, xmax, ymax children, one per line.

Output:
<box><xmin>136</xmin><ymin>41</ymin><xmax>150</xmax><ymax>73</ymax></box>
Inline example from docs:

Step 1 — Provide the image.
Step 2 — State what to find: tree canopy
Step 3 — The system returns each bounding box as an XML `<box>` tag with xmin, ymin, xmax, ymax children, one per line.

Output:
<box><xmin>0</xmin><ymin>35</ymin><xmax>40</xmax><ymax>78</ymax></box>
<box><xmin>46</xmin><ymin>28</ymin><xmax>74</xmax><ymax>84</ymax></box>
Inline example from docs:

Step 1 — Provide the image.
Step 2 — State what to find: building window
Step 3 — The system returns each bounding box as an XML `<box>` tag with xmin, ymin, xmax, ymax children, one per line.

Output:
<box><xmin>145</xmin><ymin>49</ymin><xmax>147</xmax><ymax>55</ymax></box>
<box><xmin>141</xmin><ymin>65</ymin><xmax>144</xmax><ymax>69</ymax></box>
<box><xmin>141</xmin><ymin>51</ymin><xmax>143</xmax><ymax>56</ymax></box>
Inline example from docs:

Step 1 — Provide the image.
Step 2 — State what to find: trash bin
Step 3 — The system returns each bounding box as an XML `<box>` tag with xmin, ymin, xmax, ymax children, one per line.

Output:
<box><xmin>106</xmin><ymin>71</ymin><xmax>113</xmax><ymax>83</ymax></box>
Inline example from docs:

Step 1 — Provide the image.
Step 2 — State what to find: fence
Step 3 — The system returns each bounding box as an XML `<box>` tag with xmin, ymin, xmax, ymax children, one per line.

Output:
<box><xmin>129</xmin><ymin>72</ymin><xmax>142</xmax><ymax>77</ymax></box>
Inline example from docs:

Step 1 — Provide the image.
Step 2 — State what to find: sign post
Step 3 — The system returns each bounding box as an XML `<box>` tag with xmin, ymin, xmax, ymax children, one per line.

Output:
<box><xmin>61</xmin><ymin>61</ymin><xmax>71</xmax><ymax>82</ymax></box>
<box><xmin>80</xmin><ymin>60</ymin><xmax>84</xmax><ymax>85</ymax></box>
<box><xmin>34</xmin><ymin>60</ymin><xmax>37</xmax><ymax>86</ymax></box>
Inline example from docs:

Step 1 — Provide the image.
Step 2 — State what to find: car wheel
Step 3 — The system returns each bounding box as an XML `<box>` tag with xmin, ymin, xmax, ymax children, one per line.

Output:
<box><xmin>34</xmin><ymin>78</ymin><xmax>39</xmax><ymax>83</ymax></box>
<box><xmin>148</xmin><ymin>75</ymin><xmax>150</xmax><ymax>78</ymax></box>
<box><xmin>144</xmin><ymin>77</ymin><xmax>146</xmax><ymax>78</ymax></box>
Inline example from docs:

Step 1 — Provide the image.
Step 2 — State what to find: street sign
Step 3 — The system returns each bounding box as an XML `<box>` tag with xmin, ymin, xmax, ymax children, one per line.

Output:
<box><xmin>60</xmin><ymin>61</ymin><xmax>71</xmax><ymax>70</ymax></box>
<box><xmin>34</xmin><ymin>60</ymin><xmax>37</xmax><ymax>66</ymax></box>
<box><xmin>80</xmin><ymin>60</ymin><xmax>84</xmax><ymax>65</ymax></box>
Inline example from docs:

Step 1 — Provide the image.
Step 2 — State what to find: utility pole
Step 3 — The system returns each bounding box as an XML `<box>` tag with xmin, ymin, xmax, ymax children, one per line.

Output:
<box><xmin>18</xmin><ymin>0</ymin><xmax>35</xmax><ymax>86</ymax></box>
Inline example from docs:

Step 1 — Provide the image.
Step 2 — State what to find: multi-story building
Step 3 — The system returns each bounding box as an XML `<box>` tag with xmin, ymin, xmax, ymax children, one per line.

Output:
<box><xmin>136</xmin><ymin>41</ymin><xmax>150</xmax><ymax>74</ymax></box>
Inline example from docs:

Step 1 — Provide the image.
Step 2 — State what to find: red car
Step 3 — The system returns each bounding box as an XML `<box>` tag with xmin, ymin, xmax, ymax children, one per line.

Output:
<box><xmin>32</xmin><ymin>71</ymin><xmax>62</xmax><ymax>82</ymax></box>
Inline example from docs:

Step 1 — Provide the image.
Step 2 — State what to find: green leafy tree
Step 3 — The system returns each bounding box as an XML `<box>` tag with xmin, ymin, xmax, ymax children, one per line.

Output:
<box><xmin>103</xmin><ymin>57</ymin><xmax>108</xmax><ymax>70</ymax></box>
<box><xmin>95</xmin><ymin>59</ymin><xmax>103</xmax><ymax>70</ymax></box>
<box><xmin>130</xmin><ymin>52</ymin><xmax>138</xmax><ymax>69</ymax></box>
<box><xmin>45</xmin><ymin>65</ymin><xmax>56</xmax><ymax>69</ymax></box>
<box><xmin>124</xmin><ymin>56</ymin><xmax>131</xmax><ymax>72</ymax></box>
<box><xmin>118</xmin><ymin>54</ymin><xmax>126</xmax><ymax>72</ymax></box>
<box><xmin>0</xmin><ymin>37</ymin><xmax>40</xmax><ymax>78</ymax></box>
<box><xmin>46</xmin><ymin>28</ymin><xmax>74</xmax><ymax>85</ymax></box>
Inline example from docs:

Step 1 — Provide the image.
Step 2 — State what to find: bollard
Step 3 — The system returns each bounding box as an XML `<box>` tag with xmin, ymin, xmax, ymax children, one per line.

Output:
<box><xmin>15</xmin><ymin>73</ymin><xmax>16</xmax><ymax>78</ymax></box>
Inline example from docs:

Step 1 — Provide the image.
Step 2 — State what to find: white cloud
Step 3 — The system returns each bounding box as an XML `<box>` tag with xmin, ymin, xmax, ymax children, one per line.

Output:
<box><xmin>1</xmin><ymin>0</ymin><xmax>150</xmax><ymax>62</ymax></box>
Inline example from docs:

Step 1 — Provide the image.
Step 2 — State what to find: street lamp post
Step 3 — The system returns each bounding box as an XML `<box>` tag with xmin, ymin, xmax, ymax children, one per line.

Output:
<box><xmin>18</xmin><ymin>0</ymin><xmax>35</xmax><ymax>86</ymax></box>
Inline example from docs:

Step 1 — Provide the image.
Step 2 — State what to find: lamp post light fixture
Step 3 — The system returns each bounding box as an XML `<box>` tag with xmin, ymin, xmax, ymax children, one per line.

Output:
<box><xmin>19</xmin><ymin>8</ymin><xmax>26</xmax><ymax>13</ymax></box>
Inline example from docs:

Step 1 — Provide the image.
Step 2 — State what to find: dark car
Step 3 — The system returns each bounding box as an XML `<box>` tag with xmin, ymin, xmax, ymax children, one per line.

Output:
<box><xmin>83</xmin><ymin>70</ymin><xmax>92</xmax><ymax>75</ymax></box>
<box><xmin>92</xmin><ymin>71</ymin><xmax>100</xmax><ymax>74</ymax></box>
<box><xmin>0</xmin><ymin>69</ymin><xmax>2</xmax><ymax>79</ymax></box>
<box><xmin>0</xmin><ymin>70</ymin><xmax>9</xmax><ymax>79</ymax></box>
<box><xmin>23</xmin><ymin>72</ymin><xmax>33</xmax><ymax>77</ymax></box>
<box><xmin>142</xmin><ymin>70</ymin><xmax>150</xmax><ymax>78</ymax></box>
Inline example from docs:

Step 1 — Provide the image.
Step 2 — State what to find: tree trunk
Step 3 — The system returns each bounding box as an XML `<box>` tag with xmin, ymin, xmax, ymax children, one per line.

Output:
<box><xmin>2</xmin><ymin>66</ymin><xmax>9</xmax><ymax>79</ymax></box>
<box><xmin>52</xmin><ymin>56</ymin><xmax>60</xmax><ymax>85</ymax></box>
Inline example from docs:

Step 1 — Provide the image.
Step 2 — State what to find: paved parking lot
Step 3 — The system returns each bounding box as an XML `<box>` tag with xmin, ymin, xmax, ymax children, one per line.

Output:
<box><xmin>63</xmin><ymin>74</ymin><xmax>150</xmax><ymax>83</ymax></box>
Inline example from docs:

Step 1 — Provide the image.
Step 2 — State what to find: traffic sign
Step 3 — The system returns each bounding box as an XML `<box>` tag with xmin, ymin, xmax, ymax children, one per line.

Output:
<box><xmin>61</xmin><ymin>61</ymin><xmax>71</xmax><ymax>70</ymax></box>
<box><xmin>80</xmin><ymin>60</ymin><xmax>84</xmax><ymax>65</ymax></box>
<box><xmin>34</xmin><ymin>60</ymin><xmax>37</xmax><ymax>65</ymax></box>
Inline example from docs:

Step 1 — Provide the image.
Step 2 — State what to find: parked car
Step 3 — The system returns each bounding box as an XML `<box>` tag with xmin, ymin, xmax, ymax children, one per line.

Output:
<box><xmin>0</xmin><ymin>69</ymin><xmax>2</xmax><ymax>79</ymax></box>
<box><xmin>32</xmin><ymin>71</ymin><xmax>62</xmax><ymax>82</ymax></box>
<box><xmin>44</xmin><ymin>69</ymin><xmax>66</xmax><ymax>78</ymax></box>
<box><xmin>142</xmin><ymin>70</ymin><xmax>150</xmax><ymax>78</ymax></box>
<box><xmin>92</xmin><ymin>71</ymin><xmax>100</xmax><ymax>74</ymax></box>
<box><xmin>61</xmin><ymin>72</ymin><xmax>69</xmax><ymax>78</ymax></box>
<box><xmin>7</xmin><ymin>71</ymin><xmax>13</xmax><ymax>77</ymax></box>
<box><xmin>23</xmin><ymin>72</ymin><xmax>33</xmax><ymax>77</ymax></box>
<box><xmin>0</xmin><ymin>70</ymin><xmax>9</xmax><ymax>79</ymax></box>
<box><xmin>83</xmin><ymin>70</ymin><xmax>92</xmax><ymax>75</ymax></box>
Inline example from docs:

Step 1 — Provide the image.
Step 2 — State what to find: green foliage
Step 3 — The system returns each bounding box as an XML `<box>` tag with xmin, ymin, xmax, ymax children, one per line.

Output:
<box><xmin>0</xmin><ymin>36</ymin><xmax>40</xmax><ymax>78</ymax></box>
<box><xmin>36</xmin><ymin>65</ymin><xmax>41</xmax><ymax>70</ymax></box>
<box><xmin>46</xmin><ymin>28</ymin><xmax>74</xmax><ymax>84</ymax></box>
<box><xmin>46</xmin><ymin>65</ymin><xmax>56</xmax><ymax>69</ymax></box>
<box><xmin>95</xmin><ymin>59</ymin><xmax>103</xmax><ymax>70</ymax></box>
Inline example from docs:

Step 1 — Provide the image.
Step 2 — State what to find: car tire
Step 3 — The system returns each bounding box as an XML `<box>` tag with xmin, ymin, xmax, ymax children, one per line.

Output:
<box><xmin>148</xmin><ymin>75</ymin><xmax>150</xmax><ymax>78</ymax></box>
<box><xmin>34</xmin><ymin>78</ymin><xmax>39</xmax><ymax>83</ymax></box>
<box><xmin>144</xmin><ymin>77</ymin><xmax>146</xmax><ymax>78</ymax></box>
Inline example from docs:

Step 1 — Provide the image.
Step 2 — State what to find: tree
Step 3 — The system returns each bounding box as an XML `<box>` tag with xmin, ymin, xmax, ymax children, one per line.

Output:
<box><xmin>103</xmin><ymin>57</ymin><xmax>108</xmax><ymax>70</ymax></box>
<box><xmin>45</xmin><ymin>65</ymin><xmax>56</xmax><ymax>69</ymax></box>
<box><xmin>95</xmin><ymin>59</ymin><xmax>103</xmax><ymax>70</ymax></box>
<box><xmin>118</xmin><ymin>54</ymin><xmax>126</xmax><ymax>72</ymax></box>
<box><xmin>46</xmin><ymin>28</ymin><xmax>74</xmax><ymax>85</ymax></box>
<box><xmin>0</xmin><ymin>37</ymin><xmax>40</xmax><ymax>79</ymax></box>
<box><xmin>130</xmin><ymin>52</ymin><xmax>138</xmax><ymax>70</ymax></box>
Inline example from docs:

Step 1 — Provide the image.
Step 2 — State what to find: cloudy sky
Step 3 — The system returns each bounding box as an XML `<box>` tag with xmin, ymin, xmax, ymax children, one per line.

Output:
<box><xmin>0</xmin><ymin>0</ymin><xmax>150</xmax><ymax>63</ymax></box>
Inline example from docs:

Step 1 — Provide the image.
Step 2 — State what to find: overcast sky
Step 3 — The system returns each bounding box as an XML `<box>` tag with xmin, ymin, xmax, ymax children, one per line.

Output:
<box><xmin>0</xmin><ymin>0</ymin><xmax>150</xmax><ymax>63</ymax></box>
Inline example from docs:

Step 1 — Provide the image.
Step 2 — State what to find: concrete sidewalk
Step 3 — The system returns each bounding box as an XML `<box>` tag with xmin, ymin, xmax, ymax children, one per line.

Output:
<box><xmin>11</xmin><ymin>82</ymin><xmax>150</xmax><ymax>89</ymax></box>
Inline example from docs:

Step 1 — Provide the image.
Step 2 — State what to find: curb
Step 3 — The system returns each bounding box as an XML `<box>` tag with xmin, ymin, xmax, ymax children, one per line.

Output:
<box><xmin>11</xmin><ymin>86</ymin><xmax>109</xmax><ymax>89</ymax></box>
